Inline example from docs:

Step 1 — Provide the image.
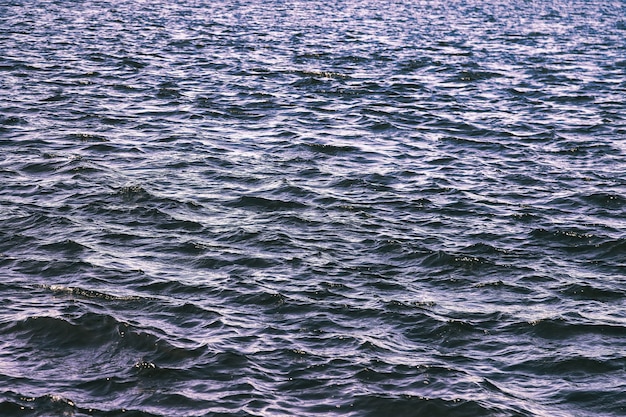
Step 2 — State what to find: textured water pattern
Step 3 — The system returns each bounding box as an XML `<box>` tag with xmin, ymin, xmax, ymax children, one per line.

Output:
<box><xmin>1</xmin><ymin>0</ymin><xmax>626</xmax><ymax>416</ymax></box>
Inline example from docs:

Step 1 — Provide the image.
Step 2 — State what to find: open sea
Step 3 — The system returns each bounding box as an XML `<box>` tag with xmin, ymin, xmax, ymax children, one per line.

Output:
<box><xmin>1</xmin><ymin>0</ymin><xmax>625</xmax><ymax>416</ymax></box>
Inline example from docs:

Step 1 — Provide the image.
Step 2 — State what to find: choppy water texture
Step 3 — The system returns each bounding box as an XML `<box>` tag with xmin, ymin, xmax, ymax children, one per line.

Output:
<box><xmin>1</xmin><ymin>0</ymin><xmax>626</xmax><ymax>416</ymax></box>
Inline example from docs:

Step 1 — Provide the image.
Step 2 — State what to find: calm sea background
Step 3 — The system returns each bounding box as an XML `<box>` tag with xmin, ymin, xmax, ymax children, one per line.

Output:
<box><xmin>1</xmin><ymin>0</ymin><xmax>625</xmax><ymax>416</ymax></box>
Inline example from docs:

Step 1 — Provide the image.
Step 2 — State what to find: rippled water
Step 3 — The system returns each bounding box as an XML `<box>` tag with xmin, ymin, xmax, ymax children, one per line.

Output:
<box><xmin>1</xmin><ymin>0</ymin><xmax>626</xmax><ymax>416</ymax></box>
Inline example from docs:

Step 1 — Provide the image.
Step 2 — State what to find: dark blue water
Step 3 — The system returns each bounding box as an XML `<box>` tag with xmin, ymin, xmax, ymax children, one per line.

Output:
<box><xmin>1</xmin><ymin>0</ymin><xmax>625</xmax><ymax>416</ymax></box>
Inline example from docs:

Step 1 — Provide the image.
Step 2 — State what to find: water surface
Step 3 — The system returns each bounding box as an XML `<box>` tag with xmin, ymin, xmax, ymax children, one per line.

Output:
<box><xmin>1</xmin><ymin>1</ymin><xmax>625</xmax><ymax>416</ymax></box>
